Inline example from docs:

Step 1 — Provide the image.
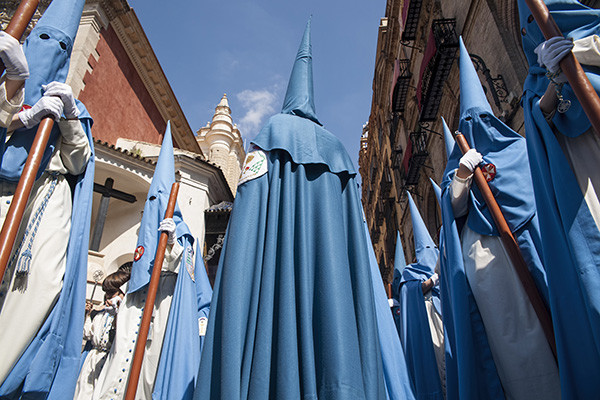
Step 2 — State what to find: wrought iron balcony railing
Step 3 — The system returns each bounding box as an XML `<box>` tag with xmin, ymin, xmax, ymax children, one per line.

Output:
<box><xmin>401</xmin><ymin>0</ymin><xmax>423</xmax><ymax>41</ymax></box>
<box><xmin>391</xmin><ymin>59</ymin><xmax>412</xmax><ymax>113</ymax></box>
<box><xmin>417</xmin><ymin>19</ymin><xmax>459</xmax><ymax>122</ymax></box>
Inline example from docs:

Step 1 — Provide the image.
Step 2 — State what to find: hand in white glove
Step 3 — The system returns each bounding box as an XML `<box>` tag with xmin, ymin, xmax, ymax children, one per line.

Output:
<box><xmin>430</xmin><ymin>273</ymin><xmax>439</xmax><ymax>287</ymax></box>
<box><xmin>0</xmin><ymin>31</ymin><xmax>28</xmax><ymax>80</ymax></box>
<box><xmin>42</xmin><ymin>82</ymin><xmax>79</xmax><ymax>119</ymax></box>
<box><xmin>18</xmin><ymin>96</ymin><xmax>64</xmax><ymax>128</ymax></box>
<box><xmin>458</xmin><ymin>149</ymin><xmax>483</xmax><ymax>173</ymax></box>
<box><xmin>158</xmin><ymin>218</ymin><xmax>177</xmax><ymax>245</ymax></box>
<box><xmin>534</xmin><ymin>36</ymin><xmax>574</xmax><ymax>74</ymax></box>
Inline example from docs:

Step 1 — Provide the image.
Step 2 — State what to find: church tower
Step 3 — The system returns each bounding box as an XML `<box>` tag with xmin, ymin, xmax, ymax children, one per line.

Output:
<box><xmin>197</xmin><ymin>94</ymin><xmax>245</xmax><ymax>194</ymax></box>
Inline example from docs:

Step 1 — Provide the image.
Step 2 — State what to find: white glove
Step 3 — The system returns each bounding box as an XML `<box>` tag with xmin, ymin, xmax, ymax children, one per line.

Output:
<box><xmin>158</xmin><ymin>218</ymin><xmax>177</xmax><ymax>245</ymax></box>
<box><xmin>430</xmin><ymin>273</ymin><xmax>439</xmax><ymax>286</ymax></box>
<box><xmin>18</xmin><ymin>96</ymin><xmax>63</xmax><ymax>128</ymax></box>
<box><xmin>534</xmin><ymin>36</ymin><xmax>574</xmax><ymax>74</ymax></box>
<box><xmin>0</xmin><ymin>31</ymin><xmax>28</xmax><ymax>80</ymax></box>
<box><xmin>458</xmin><ymin>149</ymin><xmax>483</xmax><ymax>173</ymax></box>
<box><xmin>42</xmin><ymin>82</ymin><xmax>79</xmax><ymax>119</ymax></box>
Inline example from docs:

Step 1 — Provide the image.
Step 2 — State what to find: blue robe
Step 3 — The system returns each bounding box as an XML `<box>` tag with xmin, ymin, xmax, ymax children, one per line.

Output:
<box><xmin>0</xmin><ymin>104</ymin><xmax>95</xmax><ymax>400</ymax></box>
<box><xmin>152</xmin><ymin>238</ymin><xmax>212</xmax><ymax>400</ymax></box>
<box><xmin>519</xmin><ymin>1</ymin><xmax>600</xmax><ymax>396</ymax></box>
<box><xmin>195</xmin><ymin>114</ymin><xmax>387</xmax><ymax>399</ymax></box>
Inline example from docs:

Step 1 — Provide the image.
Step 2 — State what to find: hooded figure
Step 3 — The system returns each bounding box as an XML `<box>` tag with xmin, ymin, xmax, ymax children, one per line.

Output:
<box><xmin>194</xmin><ymin>19</ymin><xmax>392</xmax><ymax>400</ymax></box>
<box><xmin>362</xmin><ymin>216</ymin><xmax>415</xmax><ymax>400</ymax></box>
<box><xmin>395</xmin><ymin>193</ymin><xmax>444</xmax><ymax>400</ymax></box>
<box><xmin>519</xmin><ymin>1</ymin><xmax>600</xmax><ymax>396</ymax></box>
<box><xmin>0</xmin><ymin>0</ymin><xmax>95</xmax><ymax>398</ymax></box>
<box><xmin>439</xmin><ymin>38</ymin><xmax>559</xmax><ymax>400</ymax></box>
<box><xmin>93</xmin><ymin>123</ymin><xmax>203</xmax><ymax>400</ymax></box>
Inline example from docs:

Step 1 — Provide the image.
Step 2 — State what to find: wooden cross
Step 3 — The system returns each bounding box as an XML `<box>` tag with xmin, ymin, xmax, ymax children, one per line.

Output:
<box><xmin>90</xmin><ymin>177</ymin><xmax>136</xmax><ymax>252</ymax></box>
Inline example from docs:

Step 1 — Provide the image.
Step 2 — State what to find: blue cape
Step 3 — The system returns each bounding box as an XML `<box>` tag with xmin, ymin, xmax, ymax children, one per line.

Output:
<box><xmin>396</xmin><ymin>194</ymin><xmax>442</xmax><ymax>400</ymax></box>
<box><xmin>195</xmin><ymin>140</ymin><xmax>387</xmax><ymax>399</ymax></box>
<box><xmin>363</xmin><ymin>218</ymin><xmax>415</xmax><ymax>400</ymax></box>
<box><xmin>438</xmin><ymin>192</ymin><xmax>503</xmax><ymax>400</ymax></box>
<box><xmin>0</xmin><ymin>104</ymin><xmax>95</xmax><ymax>400</ymax></box>
<box><xmin>519</xmin><ymin>1</ymin><xmax>600</xmax><ymax>396</ymax></box>
<box><xmin>152</xmin><ymin>236</ymin><xmax>213</xmax><ymax>400</ymax></box>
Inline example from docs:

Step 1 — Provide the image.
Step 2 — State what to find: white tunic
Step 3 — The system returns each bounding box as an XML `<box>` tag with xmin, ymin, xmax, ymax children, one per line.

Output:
<box><xmin>450</xmin><ymin>173</ymin><xmax>560</xmax><ymax>400</ymax></box>
<box><xmin>93</xmin><ymin>243</ymin><xmax>183</xmax><ymax>400</ymax></box>
<box><xmin>0</xmin><ymin>116</ymin><xmax>91</xmax><ymax>386</ymax></box>
<box><xmin>73</xmin><ymin>309</ymin><xmax>117</xmax><ymax>400</ymax></box>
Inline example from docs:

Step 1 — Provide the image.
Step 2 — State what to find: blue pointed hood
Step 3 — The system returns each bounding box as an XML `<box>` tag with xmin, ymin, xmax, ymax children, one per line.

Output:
<box><xmin>442</xmin><ymin>117</ymin><xmax>456</xmax><ymax>161</ymax></box>
<box><xmin>281</xmin><ymin>17</ymin><xmax>320</xmax><ymax>125</ymax></box>
<box><xmin>459</xmin><ymin>37</ymin><xmax>493</xmax><ymax>121</ymax></box>
<box><xmin>128</xmin><ymin>122</ymin><xmax>190</xmax><ymax>293</ymax></box>
<box><xmin>23</xmin><ymin>0</ymin><xmax>85</xmax><ymax>106</ymax></box>
<box><xmin>399</xmin><ymin>192</ymin><xmax>439</xmax><ymax>285</ymax></box>
<box><xmin>251</xmin><ymin>19</ymin><xmax>355</xmax><ymax>176</ymax></box>
<box><xmin>429</xmin><ymin>178</ymin><xmax>442</xmax><ymax>207</ymax></box>
<box><xmin>391</xmin><ymin>231</ymin><xmax>406</xmax><ymax>300</ymax></box>
<box><xmin>441</xmin><ymin>39</ymin><xmax>536</xmax><ymax>236</ymax></box>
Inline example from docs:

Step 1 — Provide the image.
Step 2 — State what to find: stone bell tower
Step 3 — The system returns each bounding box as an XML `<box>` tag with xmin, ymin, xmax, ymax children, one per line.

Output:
<box><xmin>196</xmin><ymin>94</ymin><xmax>245</xmax><ymax>194</ymax></box>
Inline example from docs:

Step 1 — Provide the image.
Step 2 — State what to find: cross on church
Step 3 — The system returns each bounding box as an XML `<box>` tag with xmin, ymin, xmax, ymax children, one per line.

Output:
<box><xmin>90</xmin><ymin>177</ymin><xmax>137</xmax><ymax>252</ymax></box>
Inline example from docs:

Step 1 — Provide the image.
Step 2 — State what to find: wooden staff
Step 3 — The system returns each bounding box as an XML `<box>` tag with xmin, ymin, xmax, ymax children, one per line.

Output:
<box><xmin>454</xmin><ymin>133</ymin><xmax>557</xmax><ymax>360</ymax></box>
<box><xmin>125</xmin><ymin>182</ymin><xmax>179</xmax><ymax>400</ymax></box>
<box><xmin>525</xmin><ymin>0</ymin><xmax>600</xmax><ymax>138</ymax></box>
<box><xmin>0</xmin><ymin>0</ymin><xmax>41</xmax><ymax>284</ymax></box>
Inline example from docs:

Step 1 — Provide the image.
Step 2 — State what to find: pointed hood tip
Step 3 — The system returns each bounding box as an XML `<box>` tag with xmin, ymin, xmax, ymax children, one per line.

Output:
<box><xmin>459</xmin><ymin>37</ymin><xmax>493</xmax><ymax>119</ymax></box>
<box><xmin>394</xmin><ymin>230</ymin><xmax>406</xmax><ymax>270</ymax></box>
<box><xmin>406</xmin><ymin>191</ymin><xmax>437</xmax><ymax>257</ymax></box>
<box><xmin>281</xmin><ymin>18</ymin><xmax>320</xmax><ymax>125</ymax></box>
<box><xmin>441</xmin><ymin>117</ymin><xmax>455</xmax><ymax>161</ymax></box>
<box><xmin>429</xmin><ymin>177</ymin><xmax>442</xmax><ymax>207</ymax></box>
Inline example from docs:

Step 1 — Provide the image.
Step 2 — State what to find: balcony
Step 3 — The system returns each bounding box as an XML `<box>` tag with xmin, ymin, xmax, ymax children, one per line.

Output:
<box><xmin>401</xmin><ymin>0</ymin><xmax>423</xmax><ymax>41</ymax></box>
<box><xmin>391</xmin><ymin>59</ymin><xmax>412</xmax><ymax>113</ymax></box>
<box><xmin>381</xmin><ymin>166</ymin><xmax>393</xmax><ymax>198</ymax></box>
<box><xmin>376</xmin><ymin>200</ymin><xmax>385</xmax><ymax>226</ymax></box>
<box><xmin>417</xmin><ymin>19</ymin><xmax>459</xmax><ymax>122</ymax></box>
<box><xmin>402</xmin><ymin>130</ymin><xmax>429</xmax><ymax>186</ymax></box>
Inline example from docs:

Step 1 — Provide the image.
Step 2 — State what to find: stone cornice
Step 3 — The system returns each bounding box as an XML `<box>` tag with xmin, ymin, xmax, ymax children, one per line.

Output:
<box><xmin>103</xmin><ymin>1</ymin><xmax>203</xmax><ymax>156</ymax></box>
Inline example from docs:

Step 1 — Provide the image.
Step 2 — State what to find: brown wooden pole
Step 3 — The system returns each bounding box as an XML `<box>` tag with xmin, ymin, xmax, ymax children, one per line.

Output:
<box><xmin>0</xmin><ymin>0</ymin><xmax>41</xmax><ymax>284</ymax></box>
<box><xmin>525</xmin><ymin>0</ymin><xmax>600</xmax><ymax>138</ymax></box>
<box><xmin>0</xmin><ymin>118</ymin><xmax>54</xmax><ymax>284</ymax></box>
<box><xmin>0</xmin><ymin>0</ymin><xmax>39</xmax><ymax>74</ymax></box>
<box><xmin>125</xmin><ymin>182</ymin><xmax>180</xmax><ymax>400</ymax></box>
<box><xmin>454</xmin><ymin>134</ymin><xmax>558</xmax><ymax>361</ymax></box>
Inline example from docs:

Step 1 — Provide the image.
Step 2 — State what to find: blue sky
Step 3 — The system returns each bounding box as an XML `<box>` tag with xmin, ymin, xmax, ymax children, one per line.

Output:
<box><xmin>128</xmin><ymin>0</ymin><xmax>385</xmax><ymax>168</ymax></box>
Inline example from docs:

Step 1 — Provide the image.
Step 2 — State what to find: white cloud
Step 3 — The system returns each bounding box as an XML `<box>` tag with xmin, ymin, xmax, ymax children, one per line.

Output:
<box><xmin>236</xmin><ymin>88</ymin><xmax>278</xmax><ymax>139</ymax></box>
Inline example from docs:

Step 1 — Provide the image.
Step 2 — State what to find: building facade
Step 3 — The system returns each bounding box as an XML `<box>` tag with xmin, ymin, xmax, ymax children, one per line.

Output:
<box><xmin>360</xmin><ymin>0</ymin><xmax>598</xmax><ymax>284</ymax></box>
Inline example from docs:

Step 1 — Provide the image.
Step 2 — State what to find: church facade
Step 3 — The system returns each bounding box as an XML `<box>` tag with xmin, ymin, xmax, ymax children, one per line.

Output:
<box><xmin>0</xmin><ymin>0</ymin><xmax>239</xmax><ymax>301</ymax></box>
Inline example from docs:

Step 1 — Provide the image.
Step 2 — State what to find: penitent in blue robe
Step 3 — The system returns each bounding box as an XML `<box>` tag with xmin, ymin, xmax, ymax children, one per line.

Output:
<box><xmin>195</xmin><ymin>19</ymin><xmax>389</xmax><ymax>400</ymax></box>
<box><xmin>518</xmin><ymin>0</ymin><xmax>600</xmax><ymax>396</ymax></box>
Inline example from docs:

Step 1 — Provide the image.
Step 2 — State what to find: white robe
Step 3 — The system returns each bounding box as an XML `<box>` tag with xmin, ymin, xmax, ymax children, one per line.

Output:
<box><xmin>93</xmin><ymin>243</ymin><xmax>183</xmax><ymax>400</ymax></box>
<box><xmin>450</xmin><ymin>173</ymin><xmax>560</xmax><ymax>400</ymax></box>
<box><xmin>73</xmin><ymin>309</ymin><xmax>117</xmax><ymax>400</ymax></box>
<box><xmin>0</xmin><ymin>115</ymin><xmax>91</xmax><ymax>385</ymax></box>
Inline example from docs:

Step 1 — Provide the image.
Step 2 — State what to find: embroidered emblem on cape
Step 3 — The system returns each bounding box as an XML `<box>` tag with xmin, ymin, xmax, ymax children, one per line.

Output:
<box><xmin>238</xmin><ymin>149</ymin><xmax>267</xmax><ymax>185</ymax></box>
<box><xmin>134</xmin><ymin>245</ymin><xmax>144</xmax><ymax>261</ymax></box>
<box><xmin>481</xmin><ymin>163</ymin><xmax>496</xmax><ymax>182</ymax></box>
<box><xmin>185</xmin><ymin>245</ymin><xmax>195</xmax><ymax>281</ymax></box>
<box><xmin>198</xmin><ymin>317</ymin><xmax>208</xmax><ymax>336</ymax></box>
